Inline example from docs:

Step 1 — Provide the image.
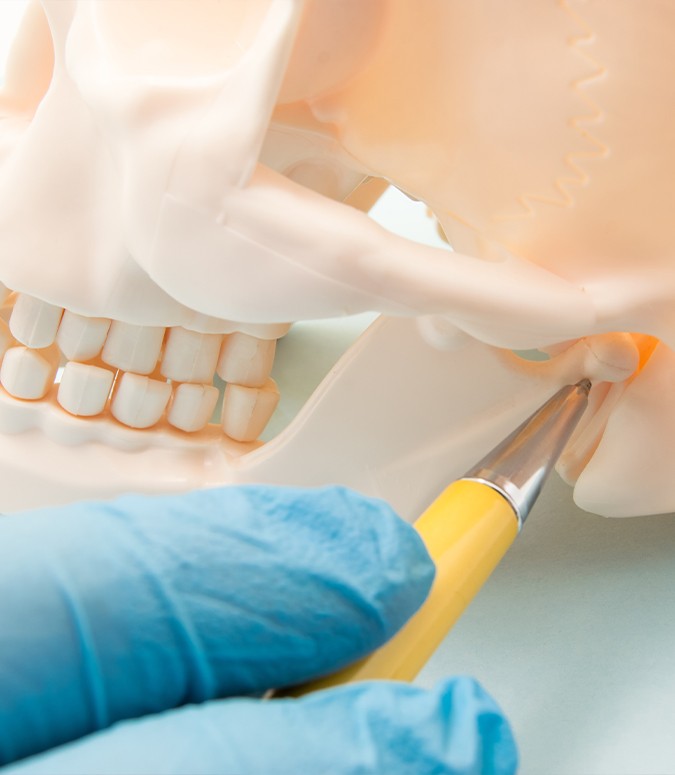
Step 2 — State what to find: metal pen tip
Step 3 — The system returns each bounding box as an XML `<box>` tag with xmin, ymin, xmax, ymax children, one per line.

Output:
<box><xmin>462</xmin><ymin>380</ymin><xmax>592</xmax><ymax>528</ymax></box>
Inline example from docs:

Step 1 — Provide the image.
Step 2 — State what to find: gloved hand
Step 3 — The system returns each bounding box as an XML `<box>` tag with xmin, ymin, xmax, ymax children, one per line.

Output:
<box><xmin>0</xmin><ymin>485</ymin><xmax>517</xmax><ymax>774</ymax></box>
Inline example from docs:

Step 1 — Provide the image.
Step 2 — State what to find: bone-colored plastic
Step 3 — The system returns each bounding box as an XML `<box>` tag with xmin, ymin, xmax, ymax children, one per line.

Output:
<box><xmin>57</xmin><ymin>362</ymin><xmax>114</xmax><ymax>417</ymax></box>
<box><xmin>168</xmin><ymin>382</ymin><xmax>220</xmax><ymax>433</ymax></box>
<box><xmin>9</xmin><ymin>294</ymin><xmax>63</xmax><ymax>349</ymax></box>
<box><xmin>216</xmin><ymin>333</ymin><xmax>276</xmax><ymax>388</ymax></box>
<box><xmin>56</xmin><ymin>311</ymin><xmax>111</xmax><ymax>362</ymax></box>
<box><xmin>101</xmin><ymin>322</ymin><xmax>165</xmax><ymax>376</ymax></box>
<box><xmin>0</xmin><ymin>1</ymin><xmax>674</xmax><ymax>515</ymax></box>
<box><xmin>0</xmin><ymin>345</ymin><xmax>58</xmax><ymax>400</ymax></box>
<box><xmin>161</xmin><ymin>328</ymin><xmax>222</xmax><ymax>384</ymax></box>
<box><xmin>110</xmin><ymin>372</ymin><xmax>171</xmax><ymax>429</ymax></box>
<box><xmin>222</xmin><ymin>378</ymin><xmax>280</xmax><ymax>442</ymax></box>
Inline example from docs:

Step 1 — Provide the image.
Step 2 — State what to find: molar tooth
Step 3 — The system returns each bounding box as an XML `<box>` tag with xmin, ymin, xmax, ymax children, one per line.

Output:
<box><xmin>110</xmin><ymin>372</ymin><xmax>171</xmax><ymax>429</ymax></box>
<box><xmin>9</xmin><ymin>294</ymin><xmax>64</xmax><ymax>348</ymax></box>
<box><xmin>101</xmin><ymin>322</ymin><xmax>165</xmax><ymax>375</ymax></box>
<box><xmin>57</xmin><ymin>362</ymin><xmax>114</xmax><ymax>417</ymax></box>
<box><xmin>160</xmin><ymin>328</ymin><xmax>222</xmax><ymax>383</ymax></box>
<box><xmin>168</xmin><ymin>383</ymin><xmax>219</xmax><ymax>433</ymax></box>
<box><xmin>221</xmin><ymin>378</ymin><xmax>280</xmax><ymax>442</ymax></box>
<box><xmin>56</xmin><ymin>311</ymin><xmax>112</xmax><ymax>361</ymax></box>
<box><xmin>0</xmin><ymin>346</ymin><xmax>58</xmax><ymax>400</ymax></box>
<box><xmin>216</xmin><ymin>332</ymin><xmax>276</xmax><ymax>388</ymax></box>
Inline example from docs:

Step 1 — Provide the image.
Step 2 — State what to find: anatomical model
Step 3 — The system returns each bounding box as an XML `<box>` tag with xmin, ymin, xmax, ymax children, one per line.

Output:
<box><xmin>0</xmin><ymin>0</ymin><xmax>673</xmax><ymax>519</ymax></box>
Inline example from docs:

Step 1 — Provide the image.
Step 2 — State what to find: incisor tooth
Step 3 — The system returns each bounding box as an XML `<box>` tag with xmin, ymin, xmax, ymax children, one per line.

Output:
<box><xmin>221</xmin><ymin>378</ymin><xmax>280</xmax><ymax>442</ymax></box>
<box><xmin>101</xmin><ymin>321</ymin><xmax>165</xmax><ymax>375</ymax></box>
<box><xmin>0</xmin><ymin>346</ymin><xmax>58</xmax><ymax>400</ymax></box>
<box><xmin>111</xmin><ymin>372</ymin><xmax>171</xmax><ymax>429</ymax></box>
<box><xmin>168</xmin><ymin>383</ymin><xmax>219</xmax><ymax>432</ymax></box>
<box><xmin>57</xmin><ymin>311</ymin><xmax>111</xmax><ymax>361</ymax></box>
<box><xmin>160</xmin><ymin>328</ymin><xmax>222</xmax><ymax>383</ymax></box>
<box><xmin>57</xmin><ymin>362</ymin><xmax>114</xmax><ymax>417</ymax></box>
<box><xmin>9</xmin><ymin>294</ymin><xmax>64</xmax><ymax>348</ymax></box>
<box><xmin>216</xmin><ymin>332</ymin><xmax>276</xmax><ymax>388</ymax></box>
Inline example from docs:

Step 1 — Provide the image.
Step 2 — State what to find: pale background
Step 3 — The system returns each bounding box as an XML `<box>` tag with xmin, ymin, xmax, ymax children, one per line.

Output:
<box><xmin>2</xmin><ymin>4</ymin><xmax>675</xmax><ymax>773</ymax></box>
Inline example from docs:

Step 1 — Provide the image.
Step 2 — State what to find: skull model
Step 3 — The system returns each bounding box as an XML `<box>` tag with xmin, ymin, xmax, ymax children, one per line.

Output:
<box><xmin>0</xmin><ymin>0</ymin><xmax>673</xmax><ymax>519</ymax></box>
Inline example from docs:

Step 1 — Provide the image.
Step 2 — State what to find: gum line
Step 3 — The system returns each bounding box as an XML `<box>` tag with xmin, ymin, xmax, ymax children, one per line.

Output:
<box><xmin>0</xmin><ymin>286</ymin><xmax>284</xmax><ymax>442</ymax></box>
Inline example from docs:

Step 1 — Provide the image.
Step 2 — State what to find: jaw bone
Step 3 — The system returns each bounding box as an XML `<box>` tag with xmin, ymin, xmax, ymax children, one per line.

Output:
<box><xmin>0</xmin><ymin>0</ymin><xmax>674</xmax><ymax>517</ymax></box>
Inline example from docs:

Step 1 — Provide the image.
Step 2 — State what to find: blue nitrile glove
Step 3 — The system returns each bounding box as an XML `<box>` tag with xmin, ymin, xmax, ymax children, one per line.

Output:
<box><xmin>0</xmin><ymin>485</ymin><xmax>517</xmax><ymax>774</ymax></box>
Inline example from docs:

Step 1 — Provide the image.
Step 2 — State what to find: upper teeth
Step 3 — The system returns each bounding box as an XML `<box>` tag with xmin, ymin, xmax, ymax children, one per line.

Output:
<box><xmin>56</xmin><ymin>311</ymin><xmax>112</xmax><ymax>361</ymax></box>
<box><xmin>216</xmin><ymin>332</ymin><xmax>276</xmax><ymax>388</ymax></box>
<box><xmin>9</xmin><ymin>295</ymin><xmax>63</xmax><ymax>349</ymax></box>
<box><xmin>0</xmin><ymin>291</ymin><xmax>283</xmax><ymax>441</ymax></box>
<box><xmin>100</xmin><ymin>321</ymin><xmax>166</xmax><ymax>375</ymax></box>
<box><xmin>160</xmin><ymin>328</ymin><xmax>222</xmax><ymax>384</ymax></box>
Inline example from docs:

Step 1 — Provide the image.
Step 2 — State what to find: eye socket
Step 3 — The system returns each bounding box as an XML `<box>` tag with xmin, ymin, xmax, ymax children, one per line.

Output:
<box><xmin>88</xmin><ymin>0</ymin><xmax>274</xmax><ymax>79</ymax></box>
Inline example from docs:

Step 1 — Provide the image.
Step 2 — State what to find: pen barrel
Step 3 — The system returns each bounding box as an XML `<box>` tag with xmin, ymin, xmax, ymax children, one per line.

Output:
<box><xmin>284</xmin><ymin>479</ymin><xmax>517</xmax><ymax>696</ymax></box>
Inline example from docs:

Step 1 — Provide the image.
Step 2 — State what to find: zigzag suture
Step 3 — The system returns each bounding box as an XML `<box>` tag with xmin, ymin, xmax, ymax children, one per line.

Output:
<box><xmin>498</xmin><ymin>0</ymin><xmax>610</xmax><ymax>220</ymax></box>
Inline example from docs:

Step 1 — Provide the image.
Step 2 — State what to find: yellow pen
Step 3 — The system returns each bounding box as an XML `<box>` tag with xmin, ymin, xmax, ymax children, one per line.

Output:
<box><xmin>279</xmin><ymin>378</ymin><xmax>591</xmax><ymax>696</ymax></box>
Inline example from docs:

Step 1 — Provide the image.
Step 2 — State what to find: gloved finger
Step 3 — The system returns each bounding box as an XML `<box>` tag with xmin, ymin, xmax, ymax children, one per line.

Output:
<box><xmin>0</xmin><ymin>485</ymin><xmax>434</xmax><ymax>766</ymax></box>
<box><xmin>3</xmin><ymin>678</ymin><xmax>517</xmax><ymax>775</ymax></box>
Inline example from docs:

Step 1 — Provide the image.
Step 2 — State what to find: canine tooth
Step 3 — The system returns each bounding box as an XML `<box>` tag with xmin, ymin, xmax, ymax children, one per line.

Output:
<box><xmin>216</xmin><ymin>333</ymin><xmax>276</xmax><ymax>388</ymax></box>
<box><xmin>168</xmin><ymin>383</ymin><xmax>219</xmax><ymax>433</ymax></box>
<box><xmin>0</xmin><ymin>346</ymin><xmax>57</xmax><ymax>400</ymax></box>
<box><xmin>221</xmin><ymin>378</ymin><xmax>280</xmax><ymax>442</ymax></box>
<box><xmin>101</xmin><ymin>322</ymin><xmax>165</xmax><ymax>375</ymax></box>
<box><xmin>57</xmin><ymin>362</ymin><xmax>114</xmax><ymax>417</ymax></box>
<box><xmin>56</xmin><ymin>311</ymin><xmax>111</xmax><ymax>361</ymax></box>
<box><xmin>111</xmin><ymin>372</ymin><xmax>171</xmax><ymax>429</ymax></box>
<box><xmin>160</xmin><ymin>328</ymin><xmax>222</xmax><ymax>383</ymax></box>
<box><xmin>9</xmin><ymin>294</ymin><xmax>63</xmax><ymax>348</ymax></box>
